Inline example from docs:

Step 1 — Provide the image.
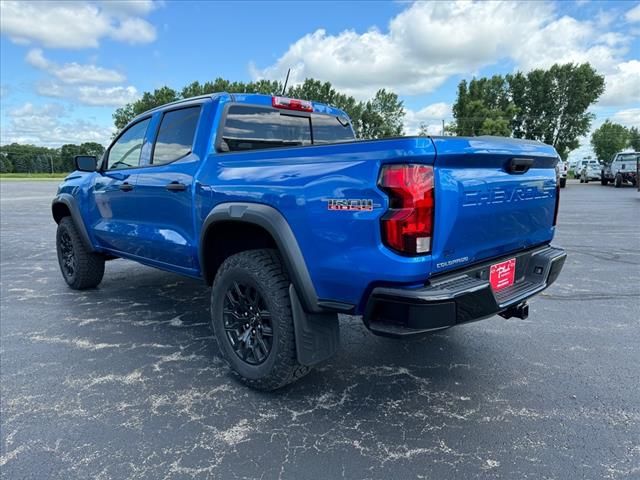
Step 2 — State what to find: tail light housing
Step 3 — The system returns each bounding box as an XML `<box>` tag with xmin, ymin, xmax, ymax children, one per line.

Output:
<box><xmin>553</xmin><ymin>184</ymin><xmax>560</xmax><ymax>226</ymax></box>
<box><xmin>378</xmin><ymin>164</ymin><xmax>434</xmax><ymax>255</ymax></box>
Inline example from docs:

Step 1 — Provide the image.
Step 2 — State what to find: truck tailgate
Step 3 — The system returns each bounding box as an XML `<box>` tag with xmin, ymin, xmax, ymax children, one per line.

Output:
<box><xmin>431</xmin><ymin>136</ymin><xmax>558</xmax><ymax>274</ymax></box>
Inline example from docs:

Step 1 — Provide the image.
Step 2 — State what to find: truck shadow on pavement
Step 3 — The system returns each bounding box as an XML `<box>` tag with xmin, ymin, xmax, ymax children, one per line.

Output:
<box><xmin>82</xmin><ymin>262</ymin><xmax>501</xmax><ymax>399</ymax></box>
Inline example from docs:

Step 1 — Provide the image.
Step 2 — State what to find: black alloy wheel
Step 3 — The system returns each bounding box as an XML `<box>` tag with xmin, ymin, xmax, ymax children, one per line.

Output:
<box><xmin>58</xmin><ymin>230</ymin><xmax>76</xmax><ymax>280</ymax></box>
<box><xmin>223</xmin><ymin>281</ymin><xmax>273</xmax><ymax>365</ymax></box>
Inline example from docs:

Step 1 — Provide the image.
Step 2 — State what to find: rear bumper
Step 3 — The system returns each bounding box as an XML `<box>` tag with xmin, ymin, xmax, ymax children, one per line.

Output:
<box><xmin>363</xmin><ymin>245</ymin><xmax>566</xmax><ymax>337</ymax></box>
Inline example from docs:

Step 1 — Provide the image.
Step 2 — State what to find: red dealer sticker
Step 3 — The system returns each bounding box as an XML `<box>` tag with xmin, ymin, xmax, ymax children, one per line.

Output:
<box><xmin>490</xmin><ymin>258</ymin><xmax>516</xmax><ymax>291</ymax></box>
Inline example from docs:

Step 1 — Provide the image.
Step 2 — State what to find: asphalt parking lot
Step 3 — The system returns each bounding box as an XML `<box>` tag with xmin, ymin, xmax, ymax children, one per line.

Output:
<box><xmin>1</xmin><ymin>179</ymin><xmax>639</xmax><ymax>479</ymax></box>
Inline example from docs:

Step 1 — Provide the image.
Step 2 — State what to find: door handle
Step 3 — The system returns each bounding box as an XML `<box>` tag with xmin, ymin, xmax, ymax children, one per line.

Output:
<box><xmin>119</xmin><ymin>182</ymin><xmax>134</xmax><ymax>192</ymax></box>
<box><xmin>166</xmin><ymin>182</ymin><xmax>187</xmax><ymax>192</ymax></box>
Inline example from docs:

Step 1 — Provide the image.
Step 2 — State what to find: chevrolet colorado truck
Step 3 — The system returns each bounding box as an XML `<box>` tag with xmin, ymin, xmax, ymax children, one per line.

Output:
<box><xmin>52</xmin><ymin>93</ymin><xmax>566</xmax><ymax>390</ymax></box>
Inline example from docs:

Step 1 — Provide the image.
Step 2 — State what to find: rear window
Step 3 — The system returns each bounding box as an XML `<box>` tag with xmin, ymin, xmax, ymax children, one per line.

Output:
<box><xmin>312</xmin><ymin>113</ymin><xmax>354</xmax><ymax>144</ymax></box>
<box><xmin>221</xmin><ymin>106</ymin><xmax>311</xmax><ymax>152</ymax></box>
<box><xmin>220</xmin><ymin>105</ymin><xmax>355</xmax><ymax>152</ymax></box>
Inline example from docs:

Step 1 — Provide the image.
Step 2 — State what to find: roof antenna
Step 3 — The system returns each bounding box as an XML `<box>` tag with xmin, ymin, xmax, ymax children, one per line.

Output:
<box><xmin>281</xmin><ymin>68</ymin><xmax>291</xmax><ymax>96</ymax></box>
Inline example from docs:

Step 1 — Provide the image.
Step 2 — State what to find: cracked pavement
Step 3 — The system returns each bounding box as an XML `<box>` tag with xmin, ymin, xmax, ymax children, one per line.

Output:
<box><xmin>1</xmin><ymin>180</ymin><xmax>639</xmax><ymax>479</ymax></box>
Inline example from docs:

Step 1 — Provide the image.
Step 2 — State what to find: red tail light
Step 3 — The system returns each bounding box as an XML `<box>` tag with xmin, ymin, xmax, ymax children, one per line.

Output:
<box><xmin>272</xmin><ymin>96</ymin><xmax>313</xmax><ymax>112</ymax></box>
<box><xmin>378</xmin><ymin>164</ymin><xmax>434</xmax><ymax>255</ymax></box>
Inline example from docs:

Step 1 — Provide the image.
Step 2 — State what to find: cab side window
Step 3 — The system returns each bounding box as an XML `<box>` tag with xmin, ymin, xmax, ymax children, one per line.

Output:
<box><xmin>107</xmin><ymin>118</ymin><xmax>151</xmax><ymax>170</ymax></box>
<box><xmin>152</xmin><ymin>107</ymin><xmax>201</xmax><ymax>165</ymax></box>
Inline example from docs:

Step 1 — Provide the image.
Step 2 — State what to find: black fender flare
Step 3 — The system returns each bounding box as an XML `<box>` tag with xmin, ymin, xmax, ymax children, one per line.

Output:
<box><xmin>51</xmin><ymin>193</ymin><xmax>95</xmax><ymax>252</ymax></box>
<box><xmin>200</xmin><ymin>202</ymin><xmax>321</xmax><ymax>313</ymax></box>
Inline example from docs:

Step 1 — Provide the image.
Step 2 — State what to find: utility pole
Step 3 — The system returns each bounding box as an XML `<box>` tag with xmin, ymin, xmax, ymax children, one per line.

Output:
<box><xmin>442</xmin><ymin>119</ymin><xmax>445</xmax><ymax>136</ymax></box>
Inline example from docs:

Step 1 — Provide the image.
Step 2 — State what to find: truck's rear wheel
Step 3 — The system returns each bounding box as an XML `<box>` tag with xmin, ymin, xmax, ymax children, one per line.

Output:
<box><xmin>559</xmin><ymin>177</ymin><xmax>566</xmax><ymax>188</ymax></box>
<box><xmin>56</xmin><ymin>217</ymin><xmax>105</xmax><ymax>289</ymax></box>
<box><xmin>601</xmin><ymin>174</ymin><xmax>608</xmax><ymax>185</ymax></box>
<box><xmin>210</xmin><ymin>249</ymin><xmax>310</xmax><ymax>390</ymax></box>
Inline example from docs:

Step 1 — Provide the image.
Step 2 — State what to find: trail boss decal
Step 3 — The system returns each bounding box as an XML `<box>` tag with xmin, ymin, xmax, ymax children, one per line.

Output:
<box><xmin>327</xmin><ymin>199</ymin><xmax>374</xmax><ymax>211</ymax></box>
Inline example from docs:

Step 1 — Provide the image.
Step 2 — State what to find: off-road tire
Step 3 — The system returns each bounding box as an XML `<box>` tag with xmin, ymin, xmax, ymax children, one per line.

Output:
<box><xmin>210</xmin><ymin>249</ymin><xmax>310</xmax><ymax>390</ymax></box>
<box><xmin>601</xmin><ymin>174</ymin><xmax>608</xmax><ymax>186</ymax></box>
<box><xmin>56</xmin><ymin>217</ymin><xmax>105</xmax><ymax>289</ymax></box>
<box><xmin>614</xmin><ymin>174</ymin><xmax>622</xmax><ymax>188</ymax></box>
<box><xmin>559</xmin><ymin>177</ymin><xmax>566</xmax><ymax>188</ymax></box>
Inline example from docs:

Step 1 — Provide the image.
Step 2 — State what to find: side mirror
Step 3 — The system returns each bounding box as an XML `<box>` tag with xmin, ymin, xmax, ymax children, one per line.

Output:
<box><xmin>74</xmin><ymin>155</ymin><xmax>97</xmax><ymax>172</ymax></box>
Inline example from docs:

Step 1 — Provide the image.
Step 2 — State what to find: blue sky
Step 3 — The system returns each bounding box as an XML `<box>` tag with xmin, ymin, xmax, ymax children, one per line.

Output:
<box><xmin>1</xmin><ymin>0</ymin><xmax>639</xmax><ymax>162</ymax></box>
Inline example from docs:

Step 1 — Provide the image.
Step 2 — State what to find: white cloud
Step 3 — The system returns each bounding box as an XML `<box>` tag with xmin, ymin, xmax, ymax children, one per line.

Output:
<box><xmin>26</xmin><ymin>49</ymin><xmax>125</xmax><ymax>85</ymax></box>
<box><xmin>0</xmin><ymin>1</ymin><xmax>157</xmax><ymax>49</ymax></box>
<box><xmin>1</xmin><ymin>102</ymin><xmax>114</xmax><ymax>146</ymax></box>
<box><xmin>599</xmin><ymin>60</ymin><xmax>640</xmax><ymax>106</ymax></box>
<box><xmin>77</xmin><ymin>86</ymin><xmax>139</xmax><ymax>106</ymax></box>
<box><xmin>98</xmin><ymin>0</ymin><xmax>156</xmax><ymax>17</ymax></box>
<box><xmin>252</xmin><ymin>1</ymin><xmax>553</xmax><ymax>99</ymax></box>
<box><xmin>109</xmin><ymin>17</ymin><xmax>157</xmax><ymax>44</ymax></box>
<box><xmin>36</xmin><ymin>81</ymin><xmax>139</xmax><ymax>107</ymax></box>
<box><xmin>512</xmin><ymin>16</ymin><xmax>627</xmax><ymax>72</ymax></box>
<box><xmin>626</xmin><ymin>3</ymin><xmax>640</xmax><ymax>23</ymax></box>
<box><xmin>612</xmin><ymin>108</ymin><xmax>640</xmax><ymax>128</ymax></box>
<box><xmin>404</xmin><ymin>102</ymin><xmax>451</xmax><ymax>135</ymax></box>
<box><xmin>253</xmin><ymin>0</ymin><xmax>637</xmax><ymax>108</ymax></box>
<box><xmin>24</xmin><ymin>49</ymin><xmax>139</xmax><ymax>107</ymax></box>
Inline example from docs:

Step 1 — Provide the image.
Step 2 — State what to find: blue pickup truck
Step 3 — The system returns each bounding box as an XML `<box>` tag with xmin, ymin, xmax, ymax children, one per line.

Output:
<box><xmin>52</xmin><ymin>93</ymin><xmax>566</xmax><ymax>389</ymax></box>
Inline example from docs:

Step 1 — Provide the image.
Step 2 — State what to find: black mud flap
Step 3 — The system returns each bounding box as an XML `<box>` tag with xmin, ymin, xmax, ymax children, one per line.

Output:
<box><xmin>289</xmin><ymin>285</ymin><xmax>340</xmax><ymax>366</ymax></box>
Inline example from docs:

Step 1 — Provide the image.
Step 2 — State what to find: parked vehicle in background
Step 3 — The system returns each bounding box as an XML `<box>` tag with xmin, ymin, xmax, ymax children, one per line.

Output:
<box><xmin>580</xmin><ymin>162</ymin><xmax>601</xmax><ymax>183</ymax></box>
<box><xmin>557</xmin><ymin>160</ymin><xmax>567</xmax><ymax>188</ymax></box>
<box><xmin>601</xmin><ymin>151</ymin><xmax>638</xmax><ymax>188</ymax></box>
<box><xmin>573</xmin><ymin>159</ymin><xmax>599</xmax><ymax>178</ymax></box>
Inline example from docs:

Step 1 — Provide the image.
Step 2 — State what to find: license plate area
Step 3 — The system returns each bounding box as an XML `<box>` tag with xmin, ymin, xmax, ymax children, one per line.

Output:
<box><xmin>490</xmin><ymin>258</ymin><xmax>516</xmax><ymax>291</ymax></box>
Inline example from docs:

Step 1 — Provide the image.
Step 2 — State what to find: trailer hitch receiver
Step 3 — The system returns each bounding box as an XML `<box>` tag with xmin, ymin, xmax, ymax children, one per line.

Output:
<box><xmin>499</xmin><ymin>302</ymin><xmax>529</xmax><ymax>320</ymax></box>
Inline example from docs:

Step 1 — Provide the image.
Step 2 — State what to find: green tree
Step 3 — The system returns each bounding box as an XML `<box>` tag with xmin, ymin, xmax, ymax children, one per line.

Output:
<box><xmin>113</xmin><ymin>77</ymin><xmax>404</xmax><ymax>140</ymax></box>
<box><xmin>452</xmin><ymin>76</ymin><xmax>516</xmax><ymax>136</ymax></box>
<box><xmin>628</xmin><ymin>126</ymin><xmax>640</xmax><ymax>151</ymax></box>
<box><xmin>359</xmin><ymin>89</ymin><xmax>405</xmax><ymax>139</ymax></box>
<box><xmin>590</xmin><ymin>120</ymin><xmax>630</xmax><ymax>163</ymax></box>
<box><xmin>11</xmin><ymin>154</ymin><xmax>30</xmax><ymax>173</ymax></box>
<box><xmin>0</xmin><ymin>156</ymin><xmax>13</xmax><ymax>173</ymax></box>
<box><xmin>0</xmin><ymin>143</ymin><xmax>97</xmax><ymax>174</ymax></box>
<box><xmin>452</xmin><ymin>63</ymin><xmax>605</xmax><ymax>159</ymax></box>
<box><xmin>417</xmin><ymin>123</ymin><xmax>429</xmax><ymax>136</ymax></box>
<box><xmin>60</xmin><ymin>144</ymin><xmax>83</xmax><ymax>172</ymax></box>
<box><xmin>80</xmin><ymin>142</ymin><xmax>105</xmax><ymax>160</ymax></box>
<box><xmin>509</xmin><ymin>63</ymin><xmax>605</xmax><ymax>160</ymax></box>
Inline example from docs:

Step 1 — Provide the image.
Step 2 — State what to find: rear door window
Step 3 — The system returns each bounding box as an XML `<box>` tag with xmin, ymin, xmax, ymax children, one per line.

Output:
<box><xmin>152</xmin><ymin>106</ymin><xmax>201</xmax><ymax>165</ymax></box>
<box><xmin>221</xmin><ymin>106</ymin><xmax>311</xmax><ymax>152</ymax></box>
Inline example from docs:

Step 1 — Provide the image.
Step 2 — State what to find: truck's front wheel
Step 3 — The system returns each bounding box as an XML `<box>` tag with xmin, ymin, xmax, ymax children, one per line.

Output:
<box><xmin>56</xmin><ymin>217</ymin><xmax>105</xmax><ymax>289</ymax></box>
<box><xmin>615</xmin><ymin>173</ymin><xmax>623</xmax><ymax>188</ymax></box>
<box><xmin>210</xmin><ymin>249</ymin><xmax>310</xmax><ymax>390</ymax></box>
